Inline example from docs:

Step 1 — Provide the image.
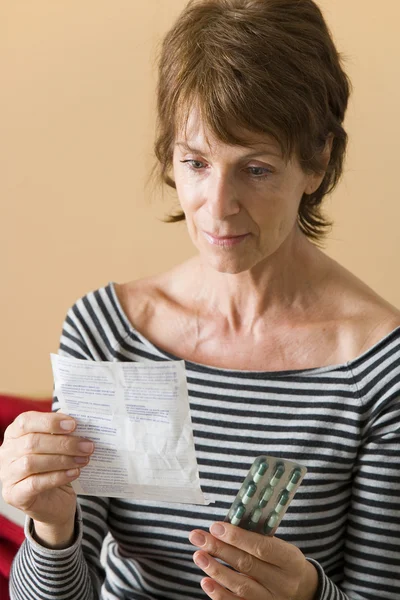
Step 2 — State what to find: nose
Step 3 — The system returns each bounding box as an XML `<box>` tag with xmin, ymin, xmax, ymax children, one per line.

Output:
<box><xmin>204</xmin><ymin>173</ymin><xmax>241</xmax><ymax>220</ymax></box>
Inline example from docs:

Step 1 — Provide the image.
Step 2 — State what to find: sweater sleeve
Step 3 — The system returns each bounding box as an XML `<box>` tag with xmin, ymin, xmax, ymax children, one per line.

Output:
<box><xmin>308</xmin><ymin>359</ymin><xmax>400</xmax><ymax>600</ymax></box>
<box><xmin>9</xmin><ymin>302</ymin><xmax>111</xmax><ymax>600</ymax></box>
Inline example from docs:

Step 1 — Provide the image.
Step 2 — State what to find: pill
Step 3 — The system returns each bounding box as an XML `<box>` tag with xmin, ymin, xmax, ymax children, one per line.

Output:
<box><xmin>274</xmin><ymin>490</ymin><xmax>290</xmax><ymax>514</ymax></box>
<box><xmin>250</xmin><ymin>507</ymin><xmax>262</xmax><ymax>524</ymax></box>
<box><xmin>242</xmin><ymin>482</ymin><xmax>257</xmax><ymax>505</ymax></box>
<box><xmin>269</xmin><ymin>463</ymin><xmax>285</xmax><ymax>487</ymax></box>
<box><xmin>263</xmin><ymin>511</ymin><xmax>280</xmax><ymax>535</ymax></box>
<box><xmin>258</xmin><ymin>485</ymin><xmax>274</xmax><ymax>508</ymax></box>
<box><xmin>253</xmin><ymin>461</ymin><xmax>268</xmax><ymax>483</ymax></box>
<box><xmin>286</xmin><ymin>467</ymin><xmax>302</xmax><ymax>492</ymax></box>
<box><xmin>231</xmin><ymin>504</ymin><xmax>246</xmax><ymax>525</ymax></box>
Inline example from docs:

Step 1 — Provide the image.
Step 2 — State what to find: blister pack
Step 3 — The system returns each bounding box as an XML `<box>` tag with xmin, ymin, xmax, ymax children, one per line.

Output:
<box><xmin>224</xmin><ymin>455</ymin><xmax>307</xmax><ymax>536</ymax></box>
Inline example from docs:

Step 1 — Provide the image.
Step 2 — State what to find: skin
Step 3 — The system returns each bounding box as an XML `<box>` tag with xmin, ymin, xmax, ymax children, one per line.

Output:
<box><xmin>189</xmin><ymin>522</ymin><xmax>318</xmax><ymax>600</ymax></box>
<box><xmin>171</xmin><ymin>109</ymin><xmax>333</xmax><ymax>339</ymax></box>
<box><xmin>0</xmin><ymin>109</ymin><xmax>331</xmax><ymax>578</ymax></box>
<box><xmin>2</xmin><ymin>106</ymin><xmax>397</xmax><ymax>596</ymax></box>
<box><xmin>172</xmin><ymin>109</ymin><xmax>330</xmax><ymax>598</ymax></box>
<box><xmin>0</xmin><ymin>411</ymin><xmax>93</xmax><ymax>548</ymax></box>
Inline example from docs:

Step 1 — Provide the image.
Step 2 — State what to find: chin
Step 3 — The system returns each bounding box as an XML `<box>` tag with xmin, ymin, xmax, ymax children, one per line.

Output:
<box><xmin>201</xmin><ymin>253</ymin><xmax>259</xmax><ymax>275</ymax></box>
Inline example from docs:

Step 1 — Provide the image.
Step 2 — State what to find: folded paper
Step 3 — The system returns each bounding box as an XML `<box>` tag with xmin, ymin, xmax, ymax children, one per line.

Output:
<box><xmin>50</xmin><ymin>354</ymin><xmax>212</xmax><ymax>505</ymax></box>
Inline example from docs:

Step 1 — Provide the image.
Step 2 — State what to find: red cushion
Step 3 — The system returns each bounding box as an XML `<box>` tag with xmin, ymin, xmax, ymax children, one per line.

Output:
<box><xmin>0</xmin><ymin>394</ymin><xmax>52</xmax><ymax>444</ymax></box>
<box><xmin>0</xmin><ymin>394</ymin><xmax>52</xmax><ymax>600</ymax></box>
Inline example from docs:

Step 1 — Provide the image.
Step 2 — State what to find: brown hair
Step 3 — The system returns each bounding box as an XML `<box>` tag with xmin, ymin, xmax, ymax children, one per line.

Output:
<box><xmin>153</xmin><ymin>0</ymin><xmax>352</xmax><ymax>244</ymax></box>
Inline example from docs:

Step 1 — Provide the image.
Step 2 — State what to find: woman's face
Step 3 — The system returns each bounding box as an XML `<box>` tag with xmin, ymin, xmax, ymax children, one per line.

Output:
<box><xmin>172</xmin><ymin>113</ymin><xmax>322</xmax><ymax>275</ymax></box>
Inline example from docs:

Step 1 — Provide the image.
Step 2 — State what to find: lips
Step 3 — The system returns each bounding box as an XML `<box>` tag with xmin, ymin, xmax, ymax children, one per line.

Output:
<box><xmin>204</xmin><ymin>232</ymin><xmax>249</xmax><ymax>240</ymax></box>
<box><xmin>202</xmin><ymin>231</ymin><xmax>250</xmax><ymax>247</ymax></box>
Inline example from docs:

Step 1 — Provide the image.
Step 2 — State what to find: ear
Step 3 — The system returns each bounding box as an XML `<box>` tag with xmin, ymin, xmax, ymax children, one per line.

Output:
<box><xmin>321</xmin><ymin>133</ymin><xmax>334</xmax><ymax>170</ymax></box>
<box><xmin>305</xmin><ymin>133</ymin><xmax>334</xmax><ymax>195</ymax></box>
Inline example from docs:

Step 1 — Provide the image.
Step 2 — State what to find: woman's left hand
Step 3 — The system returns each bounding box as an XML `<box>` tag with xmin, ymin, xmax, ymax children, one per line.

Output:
<box><xmin>189</xmin><ymin>522</ymin><xmax>318</xmax><ymax>600</ymax></box>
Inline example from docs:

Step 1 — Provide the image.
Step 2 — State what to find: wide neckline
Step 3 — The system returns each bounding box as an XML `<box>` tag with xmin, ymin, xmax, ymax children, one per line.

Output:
<box><xmin>108</xmin><ymin>281</ymin><xmax>400</xmax><ymax>377</ymax></box>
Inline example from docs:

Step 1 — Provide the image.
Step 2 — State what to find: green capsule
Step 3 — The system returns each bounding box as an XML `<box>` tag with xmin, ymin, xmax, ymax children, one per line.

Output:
<box><xmin>263</xmin><ymin>511</ymin><xmax>280</xmax><ymax>535</ymax></box>
<box><xmin>242</xmin><ymin>482</ymin><xmax>257</xmax><ymax>505</ymax></box>
<box><xmin>249</xmin><ymin>507</ymin><xmax>262</xmax><ymax>524</ymax></box>
<box><xmin>258</xmin><ymin>485</ymin><xmax>274</xmax><ymax>508</ymax></box>
<box><xmin>231</xmin><ymin>504</ymin><xmax>246</xmax><ymax>526</ymax></box>
<box><xmin>269</xmin><ymin>463</ymin><xmax>285</xmax><ymax>487</ymax></box>
<box><xmin>274</xmin><ymin>490</ymin><xmax>290</xmax><ymax>514</ymax></box>
<box><xmin>253</xmin><ymin>461</ymin><xmax>268</xmax><ymax>483</ymax></box>
<box><xmin>286</xmin><ymin>468</ymin><xmax>302</xmax><ymax>492</ymax></box>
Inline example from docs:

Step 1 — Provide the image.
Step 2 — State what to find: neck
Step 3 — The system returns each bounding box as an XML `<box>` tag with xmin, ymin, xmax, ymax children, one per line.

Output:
<box><xmin>182</xmin><ymin>230</ymin><xmax>331</xmax><ymax>336</ymax></box>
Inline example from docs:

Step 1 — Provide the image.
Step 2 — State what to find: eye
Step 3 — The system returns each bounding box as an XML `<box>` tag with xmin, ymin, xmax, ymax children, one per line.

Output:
<box><xmin>246</xmin><ymin>166</ymin><xmax>272</xmax><ymax>178</ymax></box>
<box><xmin>179</xmin><ymin>160</ymin><xmax>272</xmax><ymax>179</ymax></box>
<box><xmin>180</xmin><ymin>159</ymin><xmax>206</xmax><ymax>171</ymax></box>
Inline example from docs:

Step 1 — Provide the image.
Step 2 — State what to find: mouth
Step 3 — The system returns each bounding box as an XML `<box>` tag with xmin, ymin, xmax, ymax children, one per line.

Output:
<box><xmin>204</xmin><ymin>231</ymin><xmax>249</xmax><ymax>240</ymax></box>
<box><xmin>202</xmin><ymin>231</ymin><xmax>250</xmax><ymax>247</ymax></box>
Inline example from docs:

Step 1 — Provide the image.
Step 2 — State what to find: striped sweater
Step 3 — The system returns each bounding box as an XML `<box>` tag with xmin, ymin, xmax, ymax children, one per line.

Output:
<box><xmin>10</xmin><ymin>282</ymin><xmax>400</xmax><ymax>599</ymax></box>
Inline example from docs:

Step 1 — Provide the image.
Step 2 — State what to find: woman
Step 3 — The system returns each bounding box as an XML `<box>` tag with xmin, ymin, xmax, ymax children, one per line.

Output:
<box><xmin>1</xmin><ymin>0</ymin><xmax>400</xmax><ymax>598</ymax></box>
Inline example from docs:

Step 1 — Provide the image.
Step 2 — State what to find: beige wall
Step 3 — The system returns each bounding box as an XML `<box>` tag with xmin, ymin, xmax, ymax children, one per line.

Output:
<box><xmin>2</xmin><ymin>1</ymin><xmax>399</xmax><ymax>396</ymax></box>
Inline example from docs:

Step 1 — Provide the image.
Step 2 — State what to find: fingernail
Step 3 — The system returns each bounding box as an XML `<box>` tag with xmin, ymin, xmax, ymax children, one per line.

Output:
<box><xmin>189</xmin><ymin>532</ymin><xmax>206</xmax><ymax>547</ymax></box>
<box><xmin>201</xmin><ymin>579</ymin><xmax>215</xmax><ymax>593</ymax></box>
<box><xmin>78</xmin><ymin>441</ymin><xmax>94</xmax><ymax>453</ymax></box>
<box><xmin>60</xmin><ymin>420</ymin><xmax>75</xmax><ymax>431</ymax></box>
<box><xmin>74</xmin><ymin>456</ymin><xmax>89</xmax><ymax>464</ymax></box>
<box><xmin>210</xmin><ymin>523</ymin><xmax>225</xmax><ymax>537</ymax></box>
<box><xmin>194</xmin><ymin>553</ymin><xmax>209</xmax><ymax>569</ymax></box>
<box><xmin>66</xmin><ymin>468</ymin><xmax>79</xmax><ymax>477</ymax></box>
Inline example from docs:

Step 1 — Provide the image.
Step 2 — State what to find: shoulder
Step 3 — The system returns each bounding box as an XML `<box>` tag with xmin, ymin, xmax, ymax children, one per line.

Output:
<box><xmin>325</xmin><ymin>258</ymin><xmax>400</xmax><ymax>358</ymax></box>
<box><xmin>63</xmin><ymin>280</ymin><xmax>146</xmax><ymax>338</ymax></box>
<box><xmin>113</xmin><ymin>261</ymin><xmax>194</xmax><ymax>321</ymax></box>
<box><xmin>112</xmin><ymin>265</ymin><xmax>200</xmax><ymax>354</ymax></box>
<box><xmin>114</xmin><ymin>276</ymin><xmax>160</xmax><ymax>312</ymax></box>
<box><xmin>113</xmin><ymin>275</ymin><xmax>168</xmax><ymax>333</ymax></box>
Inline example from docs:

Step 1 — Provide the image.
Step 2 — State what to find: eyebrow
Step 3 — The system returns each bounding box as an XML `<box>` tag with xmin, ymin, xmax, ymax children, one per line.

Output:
<box><xmin>175</xmin><ymin>141</ymin><xmax>282</xmax><ymax>159</ymax></box>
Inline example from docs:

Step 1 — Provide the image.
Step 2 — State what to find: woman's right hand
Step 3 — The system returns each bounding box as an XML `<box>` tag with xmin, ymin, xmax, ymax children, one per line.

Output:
<box><xmin>0</xmin><ymin>411</ymin><xmax>94</xmax><ymax>530</ymax></box>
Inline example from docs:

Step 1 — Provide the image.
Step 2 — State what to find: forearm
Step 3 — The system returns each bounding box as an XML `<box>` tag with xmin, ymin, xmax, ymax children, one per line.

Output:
<box><xmin>306</xmin><ymin>559</ymin><xmax>349</xmax><ymax>600</ymax></box>
<box><xmin>32</xmin><ymin>515</ymin><xmax>76</xmax><ymax>549</ymax></box>
<box><xmin>10</xmin><ymin>507</ymin><xmax>100</xmax><ymax>600</ymax></box>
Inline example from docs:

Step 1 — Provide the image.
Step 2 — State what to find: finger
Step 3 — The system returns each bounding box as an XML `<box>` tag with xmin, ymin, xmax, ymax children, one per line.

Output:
<box><xmin>190</xmin><ymin>528</ymin><xmax>280</xmax><ymax>587</ymax></box>
<box><xmin>5</xmin><ymin>432</ymin><xmax>95</xmax><ymax>462</ymax></box>
<box><xmin>208</xmin><ymin>522</ymin><xmax>299</xmax><ymax>569</ymax></box>
<box><xmin>201</xmin><ymin>577</ymin><xmax>243</xmax><ymax>599</ymax></box>
<box><xmin>2</xmin><ymin>468</ymin><xmax>80</xmax><ymax>511</ymax></box>
<box><xmin>4</xmin><ymin>411</ymin><xmax>77</xmax><ymax>441</ymax></box>
<box><xmin>200</xmin><ymin>578</ymin><xmax>229</xmax><ymax>599</ymax></box>
<box><xmin>193</xmin><ymin>552</ymin><xmax>265</xmax><ymax>599</ymax></box>
<box><xmin>6</xmin><ymin>453</ymin><xmax>90</xmax><ymax>484</ymax></box>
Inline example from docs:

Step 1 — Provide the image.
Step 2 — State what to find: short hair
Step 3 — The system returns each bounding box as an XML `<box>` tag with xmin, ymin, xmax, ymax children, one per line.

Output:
<box><xmin>153</xmin><ymin>0</ymin><xmax>352</xmax><ymax>244</ymax></box>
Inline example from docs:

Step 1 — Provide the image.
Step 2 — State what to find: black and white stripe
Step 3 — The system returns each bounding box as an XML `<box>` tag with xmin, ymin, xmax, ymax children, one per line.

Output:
<box><xmin>11</xmin><ymin>282</ymin><xmax>400</xmax><ymax>599</ymax></box>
